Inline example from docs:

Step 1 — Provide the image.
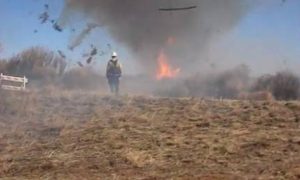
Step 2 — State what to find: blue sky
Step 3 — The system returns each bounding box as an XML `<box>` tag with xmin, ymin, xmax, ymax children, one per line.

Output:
<box><xmin>0</xmin><ymin>0</ymin><xmax>134</xmax><ymax>73</ymax></box>
<box><xmin>0</xmin><ymin>0</ymin><xmax>299</xmax><ymax>75</ymax></box>
<box><xmin>212</xmin><ymin>0</ymin><xmax>300</xmax><ymax>75</ymax></box>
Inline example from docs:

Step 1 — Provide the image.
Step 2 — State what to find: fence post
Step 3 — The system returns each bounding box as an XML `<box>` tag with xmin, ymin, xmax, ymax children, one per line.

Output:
<box><xmin>0</xmin><ymin>74</ymin><xmax>28</xmax><ymax>91</ymax></box>
<box><xmin>0</xmin><ymin>73</ymin><xmax>2</xmax><ymax>87</ymax></box>
<box><xmin>23</xmin><ymin>76</ymin><xmax>26</xmax><ymax>90</ymax></box>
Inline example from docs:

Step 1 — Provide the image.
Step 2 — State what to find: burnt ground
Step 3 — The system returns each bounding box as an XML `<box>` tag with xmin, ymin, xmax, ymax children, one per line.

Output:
<box><xmin>0</xmin><ymin>91</ymin><xmax>300</xmax><ymax>179</ymax></box>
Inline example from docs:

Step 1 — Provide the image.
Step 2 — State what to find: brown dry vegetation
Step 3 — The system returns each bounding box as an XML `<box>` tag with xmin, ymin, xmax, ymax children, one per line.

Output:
<box><xmin>252</xmin><ymin>72</ymin><xmax>300</xmax><ymax>101</ymax></box>
<box><xmin>238</xmin><ymin>91</ymin><xmax>275</xmax><ymax>101</ymax></box>
<box><xmin>1</xmin><ymin>47</ymin><xmax>300</xmax><ymax>100</ymax></box>
<box><xmin>0</xmin><ymin>91</ymin><xmax>300</xmax><ymax>179</ymax></box>
<box><xmin>1</xmin><ymin>47</ymin><xmax>66</xmax><ymax>83</ymax></box>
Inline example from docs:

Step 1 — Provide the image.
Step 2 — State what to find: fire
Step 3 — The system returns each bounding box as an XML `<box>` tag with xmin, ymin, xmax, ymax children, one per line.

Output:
<box><xmin>156</xmin><ymin>49</ymin><xmax>180</xmax><ymax>80</ymax></box>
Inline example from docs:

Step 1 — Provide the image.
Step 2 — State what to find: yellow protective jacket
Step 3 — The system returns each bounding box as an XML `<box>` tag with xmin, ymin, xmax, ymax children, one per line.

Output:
<box><xmin>106</xmin><ymin>59</ymin><xmax>122</xmax><ymax>78</ymax></box>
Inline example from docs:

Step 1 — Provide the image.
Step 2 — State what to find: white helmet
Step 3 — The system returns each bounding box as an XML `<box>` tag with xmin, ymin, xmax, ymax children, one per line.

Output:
<box><xmin>112</xmin><ymin>52</ymin><xmax>118</xmax><ymax>57</ymax></box>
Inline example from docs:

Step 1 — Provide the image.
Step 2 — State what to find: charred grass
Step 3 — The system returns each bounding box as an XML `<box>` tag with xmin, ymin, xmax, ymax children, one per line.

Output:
<box><xmin>0</xmin><ymin>91</ymin><xmax>300</xmax><ymax>179</ymax></box>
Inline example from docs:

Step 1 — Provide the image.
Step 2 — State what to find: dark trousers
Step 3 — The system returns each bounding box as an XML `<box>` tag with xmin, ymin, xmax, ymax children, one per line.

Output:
<box><xmin>107</xmin><ymin>77</ymin><xmax>120</xmax><ymax>95</ymax></box>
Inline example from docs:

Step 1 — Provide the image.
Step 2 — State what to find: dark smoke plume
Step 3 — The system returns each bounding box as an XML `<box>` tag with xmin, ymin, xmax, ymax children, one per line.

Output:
<box><xmin>58</xmin><ymin>0</ymin><xmax>257</xmax><ymax>74</ymax></box>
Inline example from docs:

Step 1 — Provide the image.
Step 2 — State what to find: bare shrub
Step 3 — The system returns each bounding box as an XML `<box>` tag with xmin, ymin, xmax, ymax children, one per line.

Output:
<box><xmin>272</xmin><ymin>72</ymin><xmax>300</xmax><ymax>100</ymax></box>
<box><xmin>1</xmin><ymin>47</ymin><xmax>66</xmax><ymax>86</ymax></box>
<box><xmin>252</xmin><ymin>75</ymin><xmax>273</xmax><ymax>92</ymax></box>
<box><xmin>253</xmin><ymin>72</ymin><xmax>300</xmax><ymax>100</ymax></box>
<box><xmin>0</xmin><ymin>47</ymin><xmax>109</xmax><ymax>91</ymax></box>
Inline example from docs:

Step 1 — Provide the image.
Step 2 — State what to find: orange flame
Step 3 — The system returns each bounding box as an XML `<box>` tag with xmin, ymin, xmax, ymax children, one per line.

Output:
<box><xmin>156</xmin><ymin>49</ymin><xmax>180</xmax><ymax>80</ymax></box>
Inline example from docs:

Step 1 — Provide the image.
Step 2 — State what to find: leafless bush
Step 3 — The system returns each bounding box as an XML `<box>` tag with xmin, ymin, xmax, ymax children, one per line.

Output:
<box><xmin>272</xmin><ymin>72</ymin><xmax>300</xmax><ymax>100</ymax></box>
<box><xmin>0</xmin><ymin>47</ymin><xmax>110</xmax><ymax>91</ymax></box>
<box><xmin>252</xmin><ymin>75</ymin><xmax>273</xmax><ymax>92</ymax></box>
<box><xmin>252</xmin><ymin>71</ymin><xmax>300</xmax><ymax>100</ymax></box>
<box><xmin>1</xmin><ymin>47</ymin><xmax>66</xmax><ymax>86</ymax></box>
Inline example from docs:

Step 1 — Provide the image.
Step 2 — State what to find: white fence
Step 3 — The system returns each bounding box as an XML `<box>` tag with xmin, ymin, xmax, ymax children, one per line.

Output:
<box><xmin>0</xmin><ymin>73</ymin><xmax>28</xmax><ymax>91</ymax></box>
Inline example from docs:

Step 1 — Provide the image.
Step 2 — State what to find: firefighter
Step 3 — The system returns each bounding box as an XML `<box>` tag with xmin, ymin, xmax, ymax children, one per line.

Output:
<box><xmin>106</xmin><ymin>52</ymin><xmax>122</xmax><ymax>95</ymax></box>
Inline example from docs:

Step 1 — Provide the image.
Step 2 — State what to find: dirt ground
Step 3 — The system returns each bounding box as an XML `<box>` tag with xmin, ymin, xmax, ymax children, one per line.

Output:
<box><xmin>0</xmin><ymin>91</ymin><xmax>300</xmax><ymax>179</ymax></box>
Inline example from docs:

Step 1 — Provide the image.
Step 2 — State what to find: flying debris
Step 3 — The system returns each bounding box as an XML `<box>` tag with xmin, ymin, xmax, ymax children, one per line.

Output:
<box><xmin>77</xmin><ymin>61</ymin><xmax>84</xmax><ymax>67</ymax></box>
<box><xmin>38</xmin><ymin>4</ymin><xmax>50</xmax><ymax>24</ymax></box>
<box><xmin>159</xmin><ymin>6</ymin><xmax>197</xmax><ymax>11</ymax></box>
<box><xmin>44</xmin><ymin>4</ymin><xmax>49</xmax><ymax>10</ymax></box>
<box><xmin>44</xmin><ymin>7</ymin><xmax>62</xmax><ymax>32</ymax></box>
<box><xmin>86</xmin><ymin>57</ymin><xmax>93</xmax><ymax>64</ymax></box>
<box><xmin>39</xmin><ymin>12</ymin><xmax>49</xmax><ymax>24</ymax></box>
<box><xmin>53</xmin><ymin>23</ymin><xmax>63</xmax><ymax>32</ymax></box>
<box><xmin>90</xmin><ymin>47</ymin><xmax>97</xmax><ymax>56</ymax></box>
<box><xmin>58</xmin><ymin>50</ymin><xmax>66</xmax><ymax>59</ymax></box>
<box><xmin>81</xmin><ymin>45</ymin><xmax>102</xmax><ymax>63</ymax></box>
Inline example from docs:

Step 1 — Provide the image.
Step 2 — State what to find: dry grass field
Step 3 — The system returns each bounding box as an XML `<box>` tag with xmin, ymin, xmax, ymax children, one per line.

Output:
<box><xmin>0</xmin><ymin>91</ymin><xmax>300</xmax><ymax>179</ymax></box>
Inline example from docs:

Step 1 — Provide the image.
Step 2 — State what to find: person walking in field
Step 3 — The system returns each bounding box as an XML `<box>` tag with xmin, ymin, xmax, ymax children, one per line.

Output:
<box><xmin>106</xmin><ymin>52</ymin><xmax>122</xmax><ymax>95</ymax></box>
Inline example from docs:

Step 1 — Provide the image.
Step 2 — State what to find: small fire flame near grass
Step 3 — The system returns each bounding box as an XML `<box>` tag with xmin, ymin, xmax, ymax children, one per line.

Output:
<box><xmin>156</xmin><ymin>49</ymin><xmax>180</xmax><ymax>80</ymax></box>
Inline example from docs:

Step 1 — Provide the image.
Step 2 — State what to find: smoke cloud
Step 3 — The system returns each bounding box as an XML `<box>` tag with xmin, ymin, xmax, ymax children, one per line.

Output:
<box><xmin>58</xmin><ymin>0</ymin><xmax>259</xmax><ymax>75</ymax></box>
